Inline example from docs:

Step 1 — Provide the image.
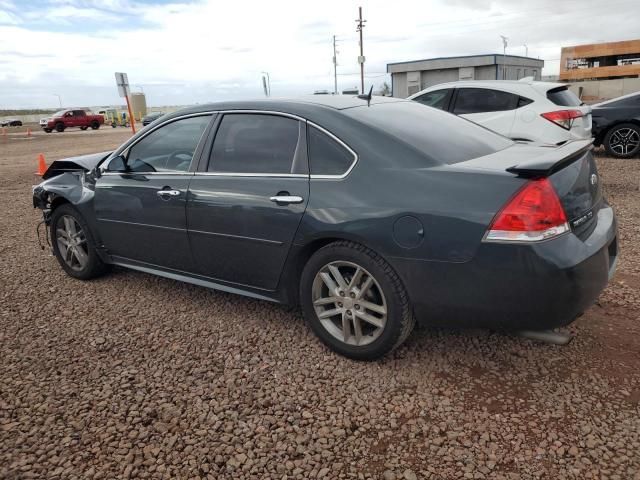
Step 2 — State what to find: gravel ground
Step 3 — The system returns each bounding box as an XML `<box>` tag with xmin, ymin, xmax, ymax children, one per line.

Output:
<box><xmin>1</xmin><ymin>130</ymin><xmax>639</xmax><ymax>479</ymax></box>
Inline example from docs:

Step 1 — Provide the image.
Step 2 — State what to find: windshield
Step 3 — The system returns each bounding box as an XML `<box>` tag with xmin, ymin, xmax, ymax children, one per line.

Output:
<box><xmin>344</xmin><ymin>101</ymin><xmax>513</xmax><ymax>165</ymax></box>
<box><xmin>52</xmin><ymin>110</ymin><xmax>67</xmax><ymax>117</ymax></box>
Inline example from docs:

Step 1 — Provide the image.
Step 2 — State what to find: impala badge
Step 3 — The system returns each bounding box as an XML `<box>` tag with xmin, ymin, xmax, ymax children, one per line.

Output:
<box><xmin>590</xmin><ymin>174</ymin><xmax>598</xmax><ymax>186</ymax></box>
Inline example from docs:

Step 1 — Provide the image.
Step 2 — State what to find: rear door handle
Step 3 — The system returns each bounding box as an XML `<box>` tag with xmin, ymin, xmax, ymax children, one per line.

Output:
<box><xmin>157</xmin><ymin>189</ymin><xmax>181</xmax><ymax>198</ymax></box>
<box><xmin>270</xmin><ymin>195</ymin><xmax>304</xmax><ymax>205</ymax></box>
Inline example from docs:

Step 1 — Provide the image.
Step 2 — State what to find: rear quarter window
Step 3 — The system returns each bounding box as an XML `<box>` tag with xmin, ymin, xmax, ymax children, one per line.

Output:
<box><xmin>344</xmin><ymin>101</ymin><xmax>512</xmax><ymax>165</ymax></box>
<box><xmin>308</xmin><ymin>126</ymin><xmax>355</xmax><ymax>176</ymax></box>
<box><xmin>547</xmin><ymin>87</ymin><xmax>582</xmax><ymax>107</ymax></box>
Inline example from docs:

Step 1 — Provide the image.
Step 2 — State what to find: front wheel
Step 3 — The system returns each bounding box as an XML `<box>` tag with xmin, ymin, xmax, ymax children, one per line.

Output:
<box><xmin>55</xmin><ymin>122</ymin><xmax>65</xmax><ymax>132</ymax></box>
<box><xmin>604</xmin><ymin>123</ymin><xmax>640</xmax><ymax>158</ymax></box>
<box><xmin>300</xmin><ymin>241</ymin><xmax>414</xmax><ymax>360</ymax></box>
<box><xmin>50</xmin><ymin>204</ymin><xmax>109</xmax><ymax>280</ymax></box>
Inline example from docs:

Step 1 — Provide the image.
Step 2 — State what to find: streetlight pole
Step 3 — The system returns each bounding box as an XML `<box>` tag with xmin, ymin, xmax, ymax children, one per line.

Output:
<box><xmin>261</xmin><ymin>71</ymin><xmax>271</xmax><ymax>97</ymax></box>
<box><xmin>53</xmin><ymin>94</ymin><xmax>62</xmax><ymax>108</ymax></box>
<box><xmin>355</xmin><ymin>7</ymin><xmax>366</xmax><ymax>94</ymax></box>
<box><xmin>333</xmin><ymin>35</ymin><xmax>338</xmax><ymax>95</ymax></box>
<box><xmin>523</xmin><ymin>43</ymin><xmax>528</xmax><ymax>57</ymax></box>
<box><xmin>500</xmin><ymin>35</ymin><xmax>508</xmax><ymax>80</ymax></box>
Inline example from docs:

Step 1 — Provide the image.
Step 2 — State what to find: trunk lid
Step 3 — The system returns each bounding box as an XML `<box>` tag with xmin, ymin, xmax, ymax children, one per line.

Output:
<box><xmin>544</xmin><ymin>85</ymin><xmax>592</xmax><ymax>140</ymax></box>
<box><xmin>454</xmin><ymin>140</ymin><xmax>603</xmax><ymax>240</ymax></box>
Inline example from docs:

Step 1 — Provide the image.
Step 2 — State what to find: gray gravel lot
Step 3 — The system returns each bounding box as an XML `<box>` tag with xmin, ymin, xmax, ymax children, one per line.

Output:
<box><xmin>1</xmin><ymin>130</ymin><xmax>639</xmax><ymax>479</ymax></box>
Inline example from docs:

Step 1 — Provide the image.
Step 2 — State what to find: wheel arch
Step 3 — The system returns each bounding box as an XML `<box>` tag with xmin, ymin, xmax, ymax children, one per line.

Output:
<box><xmin>280</xmin><ymin>234</ymin><xmax>393</xmax><ymax>306</ymax></box>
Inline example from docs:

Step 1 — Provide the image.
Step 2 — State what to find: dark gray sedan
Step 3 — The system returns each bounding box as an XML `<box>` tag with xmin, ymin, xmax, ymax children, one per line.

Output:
<box><xmin>33</xmin><ymin>96</ymin><xmax>618</xmax><ymax>360</ymax></box>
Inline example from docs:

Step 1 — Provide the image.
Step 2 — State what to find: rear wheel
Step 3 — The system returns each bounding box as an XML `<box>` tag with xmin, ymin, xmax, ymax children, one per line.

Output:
<box><xmin>50</xmin><ymin>204</ymin><xmax>109</xmax><ymax>280</ymax></box>
<box><xmin>300</xmin><ymin>241</ymin><xmax>414</xmax><ymax>360</ymax></box>
<box><xmin>55</xmin><ymin>122</ymin><xmax>65</xmax><ymax>132</ymax></box>
<box><xmin>604</xmin><ymin>123</ymin><xmax>640</xmax><ymax>158</ymax></box>
<box><xmin>91</xmin><ymin>121</ymin><xmax>100</xmax><ymax>130</ymax></box>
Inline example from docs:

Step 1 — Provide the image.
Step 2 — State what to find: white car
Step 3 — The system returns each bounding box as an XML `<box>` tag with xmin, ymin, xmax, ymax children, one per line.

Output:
<box><xmin>408</xmin><ymin>79</ymin><xmax>592</xmax><ymax>145</ymax></box>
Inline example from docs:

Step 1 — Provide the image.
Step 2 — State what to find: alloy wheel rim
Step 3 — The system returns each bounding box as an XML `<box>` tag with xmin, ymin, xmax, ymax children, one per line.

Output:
<box><xmin>311</xmin><ymin>261</ymin><xmax>387</xmax><ymax>346</ymax></box>
<box><xmin>56</xmin><ymin>215</ymin><xmax>89</xmax><ymax>271</ymax></box>
<box><xmin>610</xmin><ymin>128</ymin><xmax>640</xmax><ymax>156</ymax></box>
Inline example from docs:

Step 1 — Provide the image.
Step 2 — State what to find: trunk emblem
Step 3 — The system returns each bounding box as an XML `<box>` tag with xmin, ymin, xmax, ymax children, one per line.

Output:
<box><xmin>590</xmin><ymin>174</ymin><xmax>598</xmax><ymax>186</ymax></box>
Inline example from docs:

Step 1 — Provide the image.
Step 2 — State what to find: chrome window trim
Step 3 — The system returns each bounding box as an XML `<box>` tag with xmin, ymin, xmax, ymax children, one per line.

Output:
<box><xmin>306</xmin><ymin>121</ymin><xmax>359</xmax><ymax>180</ymax></box>
<box><xmin>194</xmin><ymin>172</ymin><xmax>308</xmax><ymax>178</ymax></box>
<box><xmin>101</xmin><ymin>109</ymin><xmax>360</xmax><ymax>180</ymax></box>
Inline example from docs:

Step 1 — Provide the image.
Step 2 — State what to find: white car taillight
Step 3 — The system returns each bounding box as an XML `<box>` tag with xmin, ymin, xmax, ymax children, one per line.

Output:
<box><xmin>540</xmin><ymin>110</ymin><xmax>583</xmax><ymax>130</ymax></box>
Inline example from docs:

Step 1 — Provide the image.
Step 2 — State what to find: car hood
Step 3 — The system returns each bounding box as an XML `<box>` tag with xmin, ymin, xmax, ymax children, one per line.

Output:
<box><xmin>43</xmin><ymin>151</ymin><xmax>112</xmax><ymax>180</ymax></box>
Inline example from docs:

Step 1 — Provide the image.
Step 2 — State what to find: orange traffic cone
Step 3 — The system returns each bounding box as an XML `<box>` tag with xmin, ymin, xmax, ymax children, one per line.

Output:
<box><xmin>1</xmin><ymin>127</ymin><xmax>6</xmax><ymax>141</ymax></box>
<box><xmin>26</xmin><ymin>127</ymin><xmax>32</xmax><ymax>137</ymax></box>
<box><xmin>36</xmin><ymin>153</ymin><xmax>47</xmax><ymax>176</ymax></box>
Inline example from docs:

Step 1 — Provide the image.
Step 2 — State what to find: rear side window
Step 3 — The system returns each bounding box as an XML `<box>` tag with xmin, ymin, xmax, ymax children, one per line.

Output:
<box><xmin>547</xmin><ymin>87</ymin><xmax>581</xmax><ymax>107</ymax></box>
<box><xmin>517</xmin><ymin>97</ymin><xmax>534</xmax><ymax>108</ymax></box>
<box><xmin>453</xmin><ymin>88</ymin><xmax>519</xmax><ymax>114</ymax></box>
<box><xmin>209</xmin><ymin>114</ymin><xmax>300</xmax><ymax>174</ymax></box>
<box><xmin>345</xmin><ymin>101</ymin><xmax>512</xmax><ymax>165</ymax></box>
<box><xmin>308</xmin><ymin>126</ymin><xmax>355</xmax><ymax>176</ymax></box>
<box><xmin>412</xmin><ymin>89</ymin><xmax>451</xmax><ymax>110</ymax></box>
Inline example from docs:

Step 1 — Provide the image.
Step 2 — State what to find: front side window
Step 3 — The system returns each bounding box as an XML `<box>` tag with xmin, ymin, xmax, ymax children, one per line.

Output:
<box><xmin>453</xmin><ymin>88</ymin><xmax>519</xmax><ymax>114</ymax></box>
<box><xmin>308</xmin><ymin>126</ymin><xmax>355</xmax><ymax>176</ymax></box>
<box><xmin>413</xmin><ymin>89</ymin><xmax>451</xmax><ymax>110</ymax></box>
<box><xmin>209</xmin><ymin>114</ymin><xmax>300</xmax><ymax>174</ymax></box>
<box><xmin>116</xmin><ymin>115</ymin><xmax>211</xmax><ymax>173</ymax></box>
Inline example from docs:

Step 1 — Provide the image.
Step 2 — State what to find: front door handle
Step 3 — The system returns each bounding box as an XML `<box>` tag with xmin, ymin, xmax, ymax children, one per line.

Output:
<box><xmin>157</xmin><ymin>189</ymin><xmax>181</xmax><ymax>198</ymax></box>
<box><xmin>270</xmin><ymin>195</ymin><xmax>304</xmax><ymax>205</ymax></box>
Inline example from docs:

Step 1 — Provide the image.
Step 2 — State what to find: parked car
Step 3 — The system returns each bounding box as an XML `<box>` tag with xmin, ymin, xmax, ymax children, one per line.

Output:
<box><xmin>408</xmin><ymin>79</ymin><xmax>592</xmax><ymax>145</ymax></box>
<box><xmin>591</xmin><ymin>91</ymin><xmax>640</xmax><ymax>158</ymax></box>
<box><xmin>39</xmin><ymin>109</ymin><xmax>104</xmax><ymax>133</ymax></box>
<box><xmin>142</xmin><ymin>111</ymin><xmax>165</xmax><ymax>126</ymax></box>
<box><xmin>1</xmin><ymin>118</ymin><xmax>23</xmax><ymax>127</ymax></box>
<box><xmin>32</xmin><ymin>96</ymin><xmax>617</xmax><ymax>360</ymax></box>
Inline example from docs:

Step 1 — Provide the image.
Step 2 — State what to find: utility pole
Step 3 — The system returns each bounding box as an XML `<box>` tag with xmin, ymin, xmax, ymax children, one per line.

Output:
<box><xmin>523</xmin><ymin>43</ymin><xmax>528</xmax><ymax>57</ymax></box>
<box><xmin>500</xmin><ymin>35</ymin><xmax>508</xmax><ymax>80</ymax></box>
<box><xmin>332</xmin><ymin>35</ymin><xmax>338</xmax><ymax>95</ymax></box>
<box><xmin>355</xmin><ymin>7</ymin><xmax>366</xmax><ymax>94</ymax></box>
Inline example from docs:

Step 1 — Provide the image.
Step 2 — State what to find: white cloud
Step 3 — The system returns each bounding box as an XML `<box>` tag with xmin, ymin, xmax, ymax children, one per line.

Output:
<box><xmin>0</xmin><ymin>0</ymin><xmax>639</xmax><ymax>108</ymax></box>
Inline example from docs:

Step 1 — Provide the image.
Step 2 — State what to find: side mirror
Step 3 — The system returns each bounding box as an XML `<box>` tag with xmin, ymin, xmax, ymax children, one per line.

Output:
<box><xmin>106</xmin><ymin>155</ymin><xmax>128</xmax><ymax>172</ymax></box>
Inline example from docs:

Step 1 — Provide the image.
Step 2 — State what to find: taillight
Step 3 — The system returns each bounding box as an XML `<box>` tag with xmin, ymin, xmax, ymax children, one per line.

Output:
<box><xmin>484</xmin><ymin>178</ymin><xmax>569</xmax><ymax>243</ymax></box>
<box><xmin>541</xmin><ymin>110</ymin><xmax>583</xmax><ymax>130</ymax></box>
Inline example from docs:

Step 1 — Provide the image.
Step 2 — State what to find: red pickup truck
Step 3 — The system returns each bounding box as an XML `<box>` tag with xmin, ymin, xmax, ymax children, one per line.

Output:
<box><xmin>40</xmin><ymin>109</ymin><xmax>104</xmax><ymax>133</ymax></box>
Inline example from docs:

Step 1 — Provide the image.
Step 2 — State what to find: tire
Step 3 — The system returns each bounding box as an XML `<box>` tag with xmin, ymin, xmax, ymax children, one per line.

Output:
<box><xmin>44</xmin><ymin>128</ymin><xmax>52</xmax><ymax>133</ymax></box>
<box><xmin>299</xmin><ymin>241</ymin><xmax>415</xmax><ymax>360</ymax></box>
<box><xmin>80</xmin><ymin>126</ymin><xmax>88</xmax><ymax>131</ymax></box>
<box><xmin>91</xmin><ymin>121</ymin><xmax>100</xmax><ymax>130</ymax></box>
<box><xmin>50</xmin><ymin>204</ymin><xmax>109</xmax><ymax>280</ymax></box>
<box><xmin>55</xmin><ymin>122</ymin><xmax>65</xmax><ymax>132</ymax></box>
<box><xmin>604</xmin><ymin>123</ymin><xmax>640</xmax><ymax>158</ymax></box>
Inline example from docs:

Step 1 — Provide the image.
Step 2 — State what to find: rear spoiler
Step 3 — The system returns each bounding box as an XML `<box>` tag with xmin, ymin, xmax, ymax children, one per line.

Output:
<box><xmin>506</xmin><ymin>139</ymin><xmax>593</xmax><ymax>178</ymax></box>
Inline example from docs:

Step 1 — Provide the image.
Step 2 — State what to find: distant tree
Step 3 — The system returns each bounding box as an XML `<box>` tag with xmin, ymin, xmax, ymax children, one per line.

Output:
<box><xmin>380</xmin><ymin>81</ymin><xmax>391</xmax><ymax>96</ymax></box>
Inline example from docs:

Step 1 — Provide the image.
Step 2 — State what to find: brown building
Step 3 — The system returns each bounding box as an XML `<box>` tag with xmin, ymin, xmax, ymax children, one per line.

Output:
<box><xmin>559</xmin><ymin>39</ymin><xmax>640</xmax><ymax>81</ymax></box>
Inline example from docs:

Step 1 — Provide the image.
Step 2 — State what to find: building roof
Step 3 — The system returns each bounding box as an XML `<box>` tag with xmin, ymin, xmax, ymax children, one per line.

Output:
<box><xmin>387</xmin><ymin>53</ymin><xmax>544</xmax><ymax>73</ymax></box>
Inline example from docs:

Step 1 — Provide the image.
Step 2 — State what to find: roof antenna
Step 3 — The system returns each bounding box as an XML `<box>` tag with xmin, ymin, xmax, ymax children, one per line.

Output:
<box><xmin>357</xmin><ymin>85</ymin><xmax>373</xmax><ymax>106</ymax></box>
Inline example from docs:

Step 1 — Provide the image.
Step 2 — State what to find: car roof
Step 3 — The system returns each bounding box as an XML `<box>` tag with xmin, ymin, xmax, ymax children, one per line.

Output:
<box><xmin>165</xmin><ymin>95</ymin><xmax>406</xmax><ymax>118</ymax></box>
<box><xmin>410</xmin><ymin>80</ymin><xmax>566</xmax><ymax>98</ymax></box>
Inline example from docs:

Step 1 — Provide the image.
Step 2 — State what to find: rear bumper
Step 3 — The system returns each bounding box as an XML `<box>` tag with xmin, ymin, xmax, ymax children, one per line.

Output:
<box><xmin>392</xmin><ymin>204</ymin><xmax>617</xmax><ymax>330</ymax></box>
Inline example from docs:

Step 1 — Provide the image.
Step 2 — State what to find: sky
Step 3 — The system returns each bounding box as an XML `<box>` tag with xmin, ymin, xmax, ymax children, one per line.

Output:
<box><xmin>0</xmin><ymin>0</ymin><xmax>639</xmax><ymax>109</ymax></box>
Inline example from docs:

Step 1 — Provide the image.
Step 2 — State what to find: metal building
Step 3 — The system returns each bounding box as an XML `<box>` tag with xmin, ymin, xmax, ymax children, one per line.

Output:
<box><xmin>387</xmin><ymin>54</ymin><xmax>545</xmax><ymax>98</ymax></box>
